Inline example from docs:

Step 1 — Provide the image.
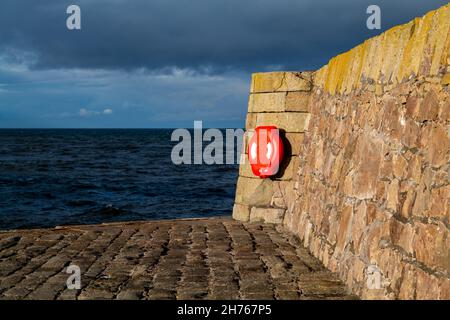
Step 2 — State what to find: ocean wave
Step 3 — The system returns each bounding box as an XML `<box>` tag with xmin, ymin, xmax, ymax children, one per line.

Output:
<box><xmin>0</xmin><ymin>129</ymin><xmax>239</xmax><ymax>230</ymax></box>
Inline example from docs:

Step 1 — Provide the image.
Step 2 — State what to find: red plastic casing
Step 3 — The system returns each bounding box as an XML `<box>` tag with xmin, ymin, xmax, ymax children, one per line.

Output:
<box><xmin>247</xmin><ymin>126</ymin><xmax>284</xmax><ymax>179</ymax></box>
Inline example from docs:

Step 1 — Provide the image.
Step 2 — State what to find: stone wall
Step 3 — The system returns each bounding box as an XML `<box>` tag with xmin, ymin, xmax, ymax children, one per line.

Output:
<box><xmin>233</xmin><ymin>4</ymin><xmax>450</xmax><ymax>299</ymax></box>
<box><xmin>232</xmin><ymin>71</ymin><xmax>313</xmax><ymax>224</ymax></box>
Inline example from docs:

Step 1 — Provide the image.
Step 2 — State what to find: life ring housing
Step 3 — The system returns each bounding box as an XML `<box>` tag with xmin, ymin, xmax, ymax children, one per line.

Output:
<box><xmin>247</xmin><ymin>126</ymin><xmax>284</xmax><ymax>179</ymax></box>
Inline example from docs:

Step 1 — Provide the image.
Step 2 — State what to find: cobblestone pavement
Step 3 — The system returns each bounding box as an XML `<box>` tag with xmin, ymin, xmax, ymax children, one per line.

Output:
<box><xmin>0</xmin><ymin>218</ymin><xmax>357</xmax><ymax>300</ymax></box>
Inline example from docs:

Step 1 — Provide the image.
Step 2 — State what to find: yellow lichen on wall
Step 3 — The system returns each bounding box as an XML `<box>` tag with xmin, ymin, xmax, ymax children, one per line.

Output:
<box><xmin>314</xmin><ymin>3</ymin><xmax>450</xmax><ymax>95</ymax></box>
<box><xmin>429</xmin><ymin>5</ymin><xmax>450</xmax><ymax>75</ymax></box>
<box><xmin>251</xmin><ymin>71</ymin><xmax>312</xmax><ymax>93</ymax></box>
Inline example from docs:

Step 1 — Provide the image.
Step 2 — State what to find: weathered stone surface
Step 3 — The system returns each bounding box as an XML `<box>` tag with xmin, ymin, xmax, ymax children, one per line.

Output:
<box><xmin>334</xmin><ymin>204</ymin><xmax>353</xmax><ymax>256</ymax></box>
<box><xmin>248</xmin><ymin>93</ymin><xmax>286</xmax><ymax>112</ymax></box>
<box><xmin>427</xmin><ymin>186</ymin><xmax>448</xmax><ymax>219</ymax></box>
<box><xmin>413</xmin><ymin>222</ymin><xmax>449</xmax><ymax>273</ymax></box>
<box><xmin>386</xmin><ymin>179</ymin><xmax>399</xmax><ymax>212</ymax></box>
<box><xmin>251</xmin><ymin>72</ymin><xmax>312</xmax><ymax>93</ymax></box>
<box><xmin>398</xmin><ymin>264</ymin><xmax>417</xmax><ymax>300</ymax></box>
<box><xmin>250</xmin><ymin>208</ymin><xmax>285</xmax><ymax>224</ymax></box>
<box><xmin>234</xmin><ymin>176</ymin><xmax>274</xmax><ymax>207</ymax></box>
<box><xmin>239</xmin><ymin>160</ymin><xmax>256</xmax><ymax>179</ymax></box>
<box><xmin>390</xmin><ymin>220</ymin><xmax>415</xmax><ymax>255</ymax></box>
<box><xmin>0</xmin><ymin>218</ymin><xmax>357</xmax><ymax>300</ymax></box>
<box><xmin>285</xmin><ymin>91</ymin><xmax>311</xmax><ymax>112</ymax></box>
<box><xmin>416</xmin><ymin>269</ymin><xmax>440</xmax><ymax>300</ymax></box>
<box><xmin>417</xmin><ymin>89</ymin><xmax>440</xmax><ymax>121</ymax></box>
<box><xmin>442</xmin><ymin>73</ymin><xmax>450</xmax><ymax>85</ymax></box>
<box><xmin>406</xmin><ymin>95</ymin><xmax>420</xmax><ymax>118</ymax></box>
<box><xmin>245</xmin><ymin>113</ymin><xmax>257</xmax><ymax>130</ymax></box>
<box><xmin>426</xmin><ymin>124</ymin><xmax>448</xmax><ymax>167</ymax></box>
<box><xmin>285</xmin><ymin>133</ymin><xmax>304</xmax><ymax>155</ymax></box>
<box><xmin>298</xmin><ymin>272</ymin><xmax>349</xmax><ymax>297</ymax></box>
<box><xmin>276</xmin><ymin>157</ymin><xmax>299</xmax><ymax>181</ymax></box>
<box><xmin>256</xmin><ymin>112</ymin><xmax>311</xmax><ymax>133</ymax></box>
<box><xmin>271</xmin><ymin>181</ymin><xmax>296</xmax><ymax>210</ymax></box>
<box><xmin>348</xmin><ymin>134</ymin><xmax>383</xmax><ymax>199</ymax></box>
<box><xmin>232</xmin><ymin>203</ymin><xmax>251</xmax><ymax>222</ymax></box>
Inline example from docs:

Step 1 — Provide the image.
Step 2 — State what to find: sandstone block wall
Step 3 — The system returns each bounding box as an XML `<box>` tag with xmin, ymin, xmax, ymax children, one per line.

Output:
<box><xmin>232</xmin><ymin>72</ymin><xmax>313</xmax><ymax>224</ymax></box>
<box><xmin>233</xmin><ymin>4</ymin><xmax>450</xmax><ymax>299</ymax></box>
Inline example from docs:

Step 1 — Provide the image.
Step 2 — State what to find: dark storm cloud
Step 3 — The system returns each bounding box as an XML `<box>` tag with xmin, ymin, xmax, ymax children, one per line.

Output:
<box><xmin>0</xmin><ymin>0</ymin><xmax>447</xmax><ymax>128</ymax></box>
<box><xmin>0</xmin><ymin>0</ymin><xmax>448</xmax><ymax>73</ymax></box>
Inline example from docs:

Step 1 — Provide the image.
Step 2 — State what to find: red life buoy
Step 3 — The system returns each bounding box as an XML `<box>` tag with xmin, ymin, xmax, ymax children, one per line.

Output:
<box><xmin>247</xmin><ymin>126</ymin><xmax>284</xmax><ymax>179</ymax></box>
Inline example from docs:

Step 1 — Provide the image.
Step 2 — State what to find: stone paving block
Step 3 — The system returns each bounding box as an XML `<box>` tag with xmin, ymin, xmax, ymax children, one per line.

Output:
<box><xmin>0</xmin><ymin>218</ymin><xmax>354</xmax><ymax>300</ymax></box>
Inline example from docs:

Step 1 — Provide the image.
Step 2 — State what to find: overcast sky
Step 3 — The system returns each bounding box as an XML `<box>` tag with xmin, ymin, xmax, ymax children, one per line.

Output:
<box><xmin>0</xmin><ymin>0</ymin><xmax>447</xmax><ymax>128</ymax></box>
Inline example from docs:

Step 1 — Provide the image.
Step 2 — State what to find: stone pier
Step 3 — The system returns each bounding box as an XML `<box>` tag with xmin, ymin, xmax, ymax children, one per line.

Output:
<box><xmin>1</xmin><ymin>3</ymin><xmax>447</xmax><ymax>302</ymax></box>
<box><xmin>0</xmin><ymin>218</ymin><xmax>356</xmax><ymax>300</ymax></box>
<box><xmin>233</xmin><ymin>4</ymin><xmax>449</xmax><ymax>299</ymax></box>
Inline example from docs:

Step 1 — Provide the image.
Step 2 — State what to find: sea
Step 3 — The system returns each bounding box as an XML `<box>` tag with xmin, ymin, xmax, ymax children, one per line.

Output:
<box><xmin>0</xmin><ymin>129</ymin><xmax>239</xmax><ymax>230</ymax></box>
